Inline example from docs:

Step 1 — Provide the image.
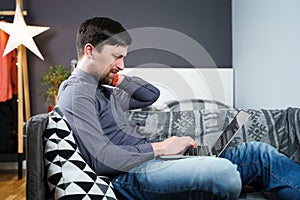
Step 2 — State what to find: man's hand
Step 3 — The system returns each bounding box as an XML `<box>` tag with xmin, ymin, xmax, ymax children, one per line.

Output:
<box><xmin>111</xmin><ymin>74</ymin><xmax>125</xmax><ymax>86</ymax></box>
<box><xmin>151</xmin><ymin>136</ymin><xmax>197</xmax><ymax>157</ymax></box>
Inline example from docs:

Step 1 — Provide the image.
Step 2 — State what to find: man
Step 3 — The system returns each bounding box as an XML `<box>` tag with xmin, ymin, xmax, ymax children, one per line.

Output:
<box><xmin>57</xmin><ymin>17</ymin><xmax>300</xmax><ymax>200</ymax></box>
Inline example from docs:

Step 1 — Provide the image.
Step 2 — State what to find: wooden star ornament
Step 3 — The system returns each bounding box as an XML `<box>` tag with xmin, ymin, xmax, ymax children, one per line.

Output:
<box><xmin>0</xmin><ymin>4</ymin><xmax>50</xmax><ymax>60</ymax></box>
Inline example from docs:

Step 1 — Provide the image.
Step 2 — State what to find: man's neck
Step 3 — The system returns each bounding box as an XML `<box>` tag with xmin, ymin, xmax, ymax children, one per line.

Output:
<box><xmin>76</xmin><ymin>59</ymin><xmax>100</xmax><ymax>82</ymax></box>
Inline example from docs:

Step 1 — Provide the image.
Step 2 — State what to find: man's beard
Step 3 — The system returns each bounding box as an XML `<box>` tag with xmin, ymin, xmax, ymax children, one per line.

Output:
<box><xmin>99</xmin><ymin>74</ymin><xmax>112</xmax><ymax>85</ymax></box>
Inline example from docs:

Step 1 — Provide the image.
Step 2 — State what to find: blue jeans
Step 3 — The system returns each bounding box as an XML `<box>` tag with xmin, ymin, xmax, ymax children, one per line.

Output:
<box><xmin>222</xmin><ymin>142</ymin><xmax>300</xmax><ymax>200</ymax></box>
<box><xmin>111</xmin><ymin>142</ymin><xmax>300</xmax><ymax>200</ymax></box>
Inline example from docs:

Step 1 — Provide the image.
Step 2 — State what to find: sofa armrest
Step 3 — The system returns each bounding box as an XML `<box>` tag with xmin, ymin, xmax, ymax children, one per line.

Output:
<box><xmin>26</xmin><ymin>113</ymin><xmax>51</xmax><ymax>200</ymax></box>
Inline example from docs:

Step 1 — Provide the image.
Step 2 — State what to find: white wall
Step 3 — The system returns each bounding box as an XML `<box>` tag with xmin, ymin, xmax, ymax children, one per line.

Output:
<box><xmin>233</xmin><ymin>0</ymin><xmax>300</xmax><ymax>109</ymax></box>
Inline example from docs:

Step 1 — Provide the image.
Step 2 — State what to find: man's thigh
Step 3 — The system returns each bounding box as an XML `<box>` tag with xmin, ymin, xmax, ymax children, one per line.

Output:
<box><xmin>112</xmin><ymin>157</ymin><xmax>241</xmax><ymax>200</ymax></box>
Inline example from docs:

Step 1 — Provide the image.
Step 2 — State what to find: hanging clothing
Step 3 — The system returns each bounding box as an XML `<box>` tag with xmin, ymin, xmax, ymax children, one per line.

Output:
<box><xmin>0</xmin><ymin>20</ymin><xmax>18</xmax><ymax>102</ymax></box>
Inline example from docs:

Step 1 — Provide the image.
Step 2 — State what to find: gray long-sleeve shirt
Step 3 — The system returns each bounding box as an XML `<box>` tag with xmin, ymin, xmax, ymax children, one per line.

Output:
<box><xmin>57</xmin><ymin>68</ymin><xmax>160</xmax><ymax>175</ymax></box>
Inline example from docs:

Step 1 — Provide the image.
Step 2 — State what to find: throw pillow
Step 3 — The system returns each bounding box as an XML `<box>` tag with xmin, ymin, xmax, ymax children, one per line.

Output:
<box><xmin>43</xmin><ymin>106</ymin><xmax>117</xmax><ymax>200</ymax></box>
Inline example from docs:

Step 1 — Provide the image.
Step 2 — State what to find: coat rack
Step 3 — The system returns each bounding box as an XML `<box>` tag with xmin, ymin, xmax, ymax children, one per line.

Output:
<box><xmin>0</xmin><ymin>0</ymin><xmax>49</xmax><ymax>179</ymax></box>
<box><xmin>0</xmin><ymin>0</ymin><xmax>28</xmax><ymax>179</ymax></box>
<box><xmin>0</xmin><ymin>0</ymin><xmax>30</xmax><ymax>154</ymax></box>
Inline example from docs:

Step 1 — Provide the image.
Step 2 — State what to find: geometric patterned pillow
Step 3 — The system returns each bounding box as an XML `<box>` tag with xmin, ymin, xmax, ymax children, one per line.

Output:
<box><xmin>43</xmin><ymin>106</ymin><xmax>117</xmax><ymax>200</ymax></box>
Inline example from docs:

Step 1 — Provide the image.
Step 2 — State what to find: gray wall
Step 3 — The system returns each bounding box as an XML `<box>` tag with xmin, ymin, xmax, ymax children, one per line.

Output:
<box><xmin>233</xmin><ymin>0</ymin><xmax>300</xmax><ymax>109</ymax></box>
<box><xmin>1</xmin><ymin>0</ymin><xmax>232</xmax><ymax>115</ymax></box>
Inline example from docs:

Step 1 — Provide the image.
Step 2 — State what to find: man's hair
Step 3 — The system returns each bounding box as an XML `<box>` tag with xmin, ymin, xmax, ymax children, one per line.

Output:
<box><xmin>76</xmin><ymin>17</ymin><xmax>132</xmax><ymax>57</ymax></box>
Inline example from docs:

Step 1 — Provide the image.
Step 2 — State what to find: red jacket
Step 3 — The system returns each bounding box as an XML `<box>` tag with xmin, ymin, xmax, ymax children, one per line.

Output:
<box><xmin>0</xmin><ymin>22</ymin><xmax>17</xmax><ymax>102</ymax></box>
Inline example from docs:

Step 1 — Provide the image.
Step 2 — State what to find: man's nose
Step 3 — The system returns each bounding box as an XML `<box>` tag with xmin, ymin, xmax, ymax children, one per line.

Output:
<box><xmin>116</xmin><ymin>58</ymin><xmax>125</xmax><ymax>70</ymax></box>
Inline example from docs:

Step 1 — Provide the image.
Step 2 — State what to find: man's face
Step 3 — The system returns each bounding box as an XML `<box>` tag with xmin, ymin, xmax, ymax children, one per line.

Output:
<box><xmin>93</xmin><ymin>44</ymin><xmax>128</xmax><ymax>85</ymax></box>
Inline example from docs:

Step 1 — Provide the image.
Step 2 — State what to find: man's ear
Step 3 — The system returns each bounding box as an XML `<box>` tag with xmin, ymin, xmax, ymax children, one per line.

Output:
<box><xmin>84</xmin><ymin>43</ymin><xmax>94</xmax><ymax>57</ymax></box>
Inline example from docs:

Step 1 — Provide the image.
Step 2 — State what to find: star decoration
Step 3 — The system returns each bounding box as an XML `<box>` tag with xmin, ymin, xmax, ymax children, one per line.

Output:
<box><xmin>0</xmin><ymin>4</ymin><xmax>50</xmax><ymax>60</ymax></box>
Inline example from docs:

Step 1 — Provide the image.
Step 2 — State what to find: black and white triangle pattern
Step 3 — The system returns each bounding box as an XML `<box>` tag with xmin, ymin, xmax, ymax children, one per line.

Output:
<box><xmin>44</xmin><ymin>106</ymin><xmax>117</xmax><ymax>200</ymax></box>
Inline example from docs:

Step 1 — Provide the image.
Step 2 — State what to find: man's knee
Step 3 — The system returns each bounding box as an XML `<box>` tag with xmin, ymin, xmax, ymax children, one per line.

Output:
<box><xmin>196</xmin><ymin>158</ymin><xmax>241</xmax><ymax>199</ymax></box>
<box><xmin>214</xmin><ymin>158</ymin><xmax>241</xmax><ymax>199</ymax></box>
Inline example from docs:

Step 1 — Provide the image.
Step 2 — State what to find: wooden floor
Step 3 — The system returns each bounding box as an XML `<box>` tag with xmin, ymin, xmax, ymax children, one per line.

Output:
<box><xmin>0</xmin><ymin>170</ymin><xmax>26</xmax><ymax>200</ymax></box>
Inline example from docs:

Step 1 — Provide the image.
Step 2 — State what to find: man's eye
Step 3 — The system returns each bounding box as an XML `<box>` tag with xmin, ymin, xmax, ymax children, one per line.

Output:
<box><xmin>114</xmin><ymin>55</ymin><xmax>124</xmax><ymax>59</ymax></box>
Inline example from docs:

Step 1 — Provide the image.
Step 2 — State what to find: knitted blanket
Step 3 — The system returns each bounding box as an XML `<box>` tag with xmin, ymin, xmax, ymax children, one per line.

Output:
<box><xmin>128</xmin><ymin>101</ymin><xmax>300</xmax><ymax>164</ymax></box>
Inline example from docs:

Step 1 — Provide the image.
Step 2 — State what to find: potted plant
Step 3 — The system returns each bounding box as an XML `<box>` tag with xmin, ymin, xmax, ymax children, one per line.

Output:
<box><xmin>41</xmin><ymin>64</ymin><xmax>70</xmax><ymax>111</ymax></box>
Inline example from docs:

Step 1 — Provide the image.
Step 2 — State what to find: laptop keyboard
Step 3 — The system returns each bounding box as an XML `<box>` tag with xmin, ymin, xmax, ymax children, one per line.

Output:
<box><xmin>184</xmin><ymin>145</ymin><xmax>212</xmax><ymax>156</ymax></box>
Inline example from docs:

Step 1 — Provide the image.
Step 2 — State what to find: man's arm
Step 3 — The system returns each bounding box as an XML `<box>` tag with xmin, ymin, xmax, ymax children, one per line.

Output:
<box><xmin>114</xmin><ymin>74</ymin><xmax>160</xmax><ymax>110</ymax></box>
<box><xmin>113</xmin><ymin>75</ymin><xmax>198</xmax><ymax>155</ymax></box>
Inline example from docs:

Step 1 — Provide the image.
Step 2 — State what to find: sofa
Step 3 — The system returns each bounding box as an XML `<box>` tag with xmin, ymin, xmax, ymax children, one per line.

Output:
<box><xmin>26</xmin><ymin>101</ymin><xmax>300</xmax><ymax>199</ymax></box>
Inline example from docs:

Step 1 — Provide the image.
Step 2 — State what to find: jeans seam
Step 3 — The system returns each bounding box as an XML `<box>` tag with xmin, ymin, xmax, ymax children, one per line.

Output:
<box><xmin>238</xmin><ymin>161</ymin><xmax>261</xmax><ymax>185</ymax></box>
<box><xmin>266</xmin><ymin>164</ymin><xmax>300</xmax><ymax>192</ymax></box>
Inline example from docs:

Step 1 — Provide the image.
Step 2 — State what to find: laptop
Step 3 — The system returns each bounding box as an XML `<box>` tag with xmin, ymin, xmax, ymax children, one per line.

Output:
<box><xmin>159</xmin><ymin>110</ymin><xmax>250</xmax><ymax>159</ymax></box>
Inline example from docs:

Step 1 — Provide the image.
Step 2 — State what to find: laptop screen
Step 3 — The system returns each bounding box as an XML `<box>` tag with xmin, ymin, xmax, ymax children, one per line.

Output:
<box><xmin>211</xmin><ymin>110</ymin><xmax>250</xmax><ymax>156</ymax></box>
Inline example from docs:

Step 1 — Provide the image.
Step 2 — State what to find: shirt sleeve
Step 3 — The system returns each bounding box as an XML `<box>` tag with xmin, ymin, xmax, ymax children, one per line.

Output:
<box><xmin>115</xmin><ymin>75</ymin><xmax>160</xmax><ymax>110</ymax></box>
<box><xmin>57</xmin><ymin>79</ymin><xmax>154</xmax><ymax>175</ymax></box>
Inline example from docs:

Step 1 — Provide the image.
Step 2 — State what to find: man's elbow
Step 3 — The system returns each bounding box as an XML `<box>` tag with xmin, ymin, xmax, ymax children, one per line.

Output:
<box><xmin>152</xmin><ymin>87</ymin><xmax>160</xmax><ymax>103</ymax></box>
